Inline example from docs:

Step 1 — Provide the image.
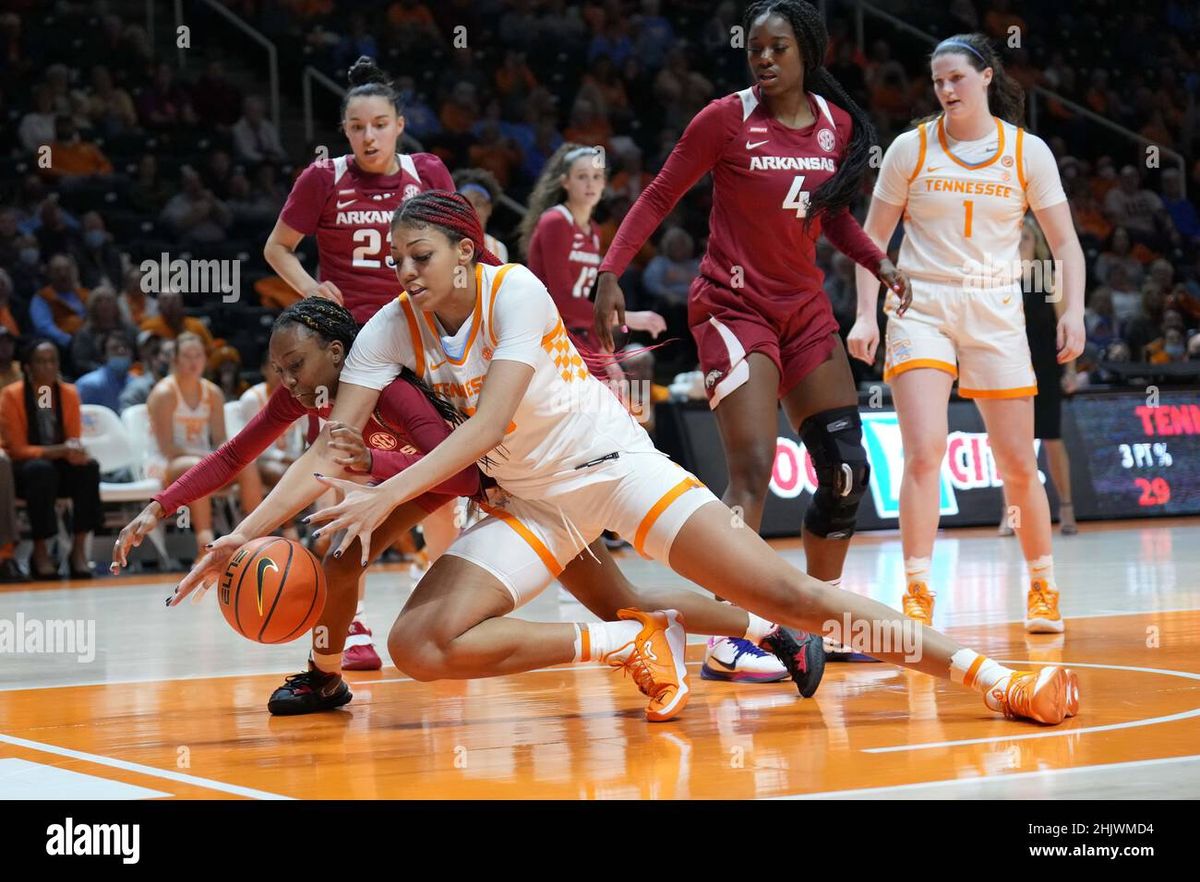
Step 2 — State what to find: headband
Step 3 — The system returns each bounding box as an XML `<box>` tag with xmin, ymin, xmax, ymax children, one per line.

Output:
<box><xmin>457</xmin><ymin>182</ymin><xmax>493</xmax><ymax>203</ymax></box>
<box><xmin>937</xmin><ymin>39</ymin><xmax>987</xmax><ymax>64</ymax></box>
<box><xmin>563</xmin><ymin>145</ymin><xmax>602</xmax><ymax>166</ymax></box>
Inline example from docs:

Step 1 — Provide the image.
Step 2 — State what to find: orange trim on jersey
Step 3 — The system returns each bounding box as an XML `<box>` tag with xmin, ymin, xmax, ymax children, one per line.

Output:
<box><xmin>396</xmin><ymin>293</ymin><xmax>425</xmax><ymax>377</ymax></box>
<box><xmin>957</xmin><ymin>384</ymin><xmax>1038</xmax><ymax>399</ymax></box>
<box><xmin>883</xmin><ymin>358</ymin><xmax>958</xmax><ymax>382</ymax></box>
<box><xmin>962</xmin><ymin>655</ymin><xmax>986</xmax><ymax>689</ymax></box>
<box><xmin>480</xmin><ymin>502</ymin><xmax>563</xmax><ymax>576</ymax></box>
<box><xmin>542</xmin><ymin>317</ymin><xmax>566</xmax><ymax>347</ymax></box>
<box><xmin>937</xmin><ymin>115</ymin><xmax>1005</xmax><ymax>170</ymax></box>
<box><xmin>1015</xmin><ymin>127</ymin><xmax>1028</xmax><ymax>191</ymax></box>
<box><xmin>907</xmin><ymin>122</ymin><xmax>929</xmax><ymax>183</ymax></box>
<box><xmin>634</xmin><ymin>476</ymin><xmax>703</xmax><ymax>556</ymax></box>
<box><xmin>486</xmin><ymin>263</ymin><xmax>517</xmax><ymax>348</ymax></box>
<box><xmin>422</xmin><ymin>265</ymin><xmax>483</xmax><ymax>366</ymax></box>
<box><xmin>579</xmin><ymin>625</ymin><xmax>591</xmax><ymax>662</ymax></box>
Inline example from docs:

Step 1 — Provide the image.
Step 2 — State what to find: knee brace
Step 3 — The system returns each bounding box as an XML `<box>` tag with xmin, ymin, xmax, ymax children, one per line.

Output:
<box><xmin>798</xmin><ymin>406</ymin><xmax>870</xmax><ymax>539</ymax></box>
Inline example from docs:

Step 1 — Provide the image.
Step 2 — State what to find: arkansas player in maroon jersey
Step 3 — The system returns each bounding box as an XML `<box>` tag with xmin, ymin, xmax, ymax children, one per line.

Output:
<box><xmin>260</xmin><ymin>56</ymin><xmax>455</xmax><ymax>669</ymax></box>
<box><xmin>520</xmin><ymin>143</ymin><xmax>665</xmax><ymax>351</ymax></box>
<box><xmin>595</xmin><ymin>0</ymin><xmax>911</xmax><ymax>676</ymax></box>
<box><xmin>264</xmin><ymin>56</ymin><xmax>454</xmax><ymax>325</ymax></box>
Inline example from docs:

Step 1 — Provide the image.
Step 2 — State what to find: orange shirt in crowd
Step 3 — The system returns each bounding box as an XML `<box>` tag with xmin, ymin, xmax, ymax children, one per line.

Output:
<box><xmin>0</xmin><ymin>380</ymin><xmax>82</xmax><ymax>460</ymax></box>
<box><xmin>138</xmin><ymin>315</ymin><xmax>217</xmax><ymax>352</ymax></box>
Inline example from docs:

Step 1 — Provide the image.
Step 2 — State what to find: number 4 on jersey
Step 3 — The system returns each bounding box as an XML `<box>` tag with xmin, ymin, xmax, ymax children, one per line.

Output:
<box><xmin>783</xmin><ymin>175</ymin><xmax>811</xmax><ymax>218</ymax></box>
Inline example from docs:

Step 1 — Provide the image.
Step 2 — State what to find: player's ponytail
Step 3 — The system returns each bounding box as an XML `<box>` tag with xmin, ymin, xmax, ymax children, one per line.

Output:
<box><xmin>517</xmin><ymin>143</ymin><xmax>602</xmax><ymax>258</ymax></box>
<box><xmin>930</xmin><ymin>34</ymin><xmax>1026</xmax><ymax>126</ymax></box>
<box><xmin>392</xmin><ymin>190</ymin><xmax>503</xmax><ymax>267</ymax></box>
<box><xmin>342</xmin><ymin>56</ymin><xmax>403</xmax><ymax>118</ymax></box>
<box><xmin>742</xmin><ymin>0</ymin><xmax>877</xmax><ymax>227</ymax></box>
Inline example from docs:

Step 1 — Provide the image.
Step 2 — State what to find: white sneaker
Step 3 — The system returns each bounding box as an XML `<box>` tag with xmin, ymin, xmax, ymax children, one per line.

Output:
<box><xmin>700</xmin><ymin>636</ymin><xmax>789</xmax><ymax>683</ymax></box>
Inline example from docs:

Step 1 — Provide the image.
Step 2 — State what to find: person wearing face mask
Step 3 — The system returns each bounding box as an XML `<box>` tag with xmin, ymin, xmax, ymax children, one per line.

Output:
<box><xmin>75</xmin><ymin>331</ymin><xmax>135</xmax><ymax>413</ymax></box>
<box><xmin>70</xmin><ymin>286</ymin><xmax>139</xmax><ymax>375</ymax></box>
<box><xmin>31</xmin><ymin>254</ymin><xmax>88</xmax><ymax>355</ymax></box>
<box><xmin>10</xmin><ymin>235</ymin><xmax>46</xmax><ymax>302</ymax></box>
<box><xmin>119</xmin><ymin>333</ymin><xmax>173</xmax><ymax>410</ymax></box>
<box><xmin>72</xmin><ymin>212</ymin><xmax>123</xmax><ymax>290</ymax></box>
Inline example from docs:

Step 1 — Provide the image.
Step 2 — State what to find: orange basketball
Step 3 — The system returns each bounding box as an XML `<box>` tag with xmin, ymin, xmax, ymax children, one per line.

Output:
<box><xmin>217</xmin><ymin>537</ymin><xmax>326</xmax><ymax>644</ymax></box>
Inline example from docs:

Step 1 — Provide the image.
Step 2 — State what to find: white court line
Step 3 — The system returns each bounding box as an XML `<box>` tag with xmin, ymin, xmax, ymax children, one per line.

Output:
<box><xmin>2</xmin><ymin>607</ymin><xmax>1195</xmax><ymax>694</ymax></box>
<box><xmin>0</xmin><ymin>733</ymin><xmax>292</xmax><ymax>800</ymax></box>
<box><xmin>864</xmin><ymin>661</ymin><xmax>1200</xmax><ymax>754</ymax></box>
<box><xmin>772</xmin><ymin>754</ymin><xmax>1200</xmax><ymax>799</ymax></box>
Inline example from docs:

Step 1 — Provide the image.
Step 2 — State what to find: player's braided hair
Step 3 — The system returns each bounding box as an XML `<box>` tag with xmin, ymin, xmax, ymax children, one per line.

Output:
<box><xmin>343</xmin><ymin>56</ymin><xmax>403</xmax><ymax>118</ymax></box>
<box><xmin>516</xmin><ymin>142</ymin><xmax>603</xmax><ymax>258</ymax></box>
<box><xmin>929</xmin><ymin>34</ymin><xmax>1025</xmax><ymax>126</ymax></box>
<box><xmin>742</xmin><ymin>0</ymin><xmax>876</xmax><ymax>226</ymax></box>
<box><xmin>391</xmin><ymin>190</ymin><xmax>504</xmax><ymax>267</ymax></box>
<box><xmin>273</xmin><ymin>298</ymin><xmax>465</xmax><ymax>428</ymax></box>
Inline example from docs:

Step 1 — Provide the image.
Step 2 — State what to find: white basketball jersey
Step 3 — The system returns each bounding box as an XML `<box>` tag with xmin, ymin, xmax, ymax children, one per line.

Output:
<box><xmin>875</xmin><ymin>115</ymin><xmax>1064</xmax><ymax>288</ymax></box>
<box><xmin>341</xmin><ymin>262</ymin><xmax>655</xmax><ymax>497</ymax></box>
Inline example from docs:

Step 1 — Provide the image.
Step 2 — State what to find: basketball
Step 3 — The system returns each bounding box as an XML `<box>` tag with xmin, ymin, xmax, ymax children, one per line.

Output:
<box><xmin>217</xmin><ymin>537</ymin><xmax>326</xmax><ymax>644</ymax></box>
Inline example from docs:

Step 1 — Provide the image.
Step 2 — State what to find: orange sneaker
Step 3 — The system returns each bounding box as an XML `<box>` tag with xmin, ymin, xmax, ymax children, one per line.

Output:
<box><xmin>1025</xmin><ymin>579</ymin><xmax>1064</xmax><ymax>633</ymax></box>
<box><xmin>986</xmin><ymin>666</ymin><xmax>1079</xmax><ymax>724</ymax></box>
<box><xmin>902</xmin><ymin>582</ymin><xmax>935</xmax><ymax>626</ymax></box>
<box><xmin>603</xmin><ymin>609</ymin><xmax>689</xmax><ymax>722</ymax></box>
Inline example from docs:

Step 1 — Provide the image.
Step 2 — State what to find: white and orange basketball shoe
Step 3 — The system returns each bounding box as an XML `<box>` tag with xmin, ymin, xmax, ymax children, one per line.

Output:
<box><xmin>1025</xmin><ymin>579</ymin><xmax>1065</xmax><ymax>634</ymax></box>
<box><xmin>902</xmin><ymin>582</ymin><xmax>935</xmax><ymax>626</ymax></box>
<box><xmin>603</xmin><ymin>609</ymin><xmax>690</xmax><ymax>722</ymax></box>
<box><xmin>985</xmin><ymin>666</ymin><xmax>1080</xmax><ymax>724</ymax></box>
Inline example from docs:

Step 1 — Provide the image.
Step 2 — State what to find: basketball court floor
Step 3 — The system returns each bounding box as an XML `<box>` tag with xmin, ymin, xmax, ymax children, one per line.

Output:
<box><xmin>2</xmin><ymin>518</ymin><xmax>1197</xmax><ymax>800</ymax></box>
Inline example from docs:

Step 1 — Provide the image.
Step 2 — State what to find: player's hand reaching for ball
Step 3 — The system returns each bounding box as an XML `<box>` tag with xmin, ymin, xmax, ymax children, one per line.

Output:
<box><xmin>593</xmin><ymin>272</ymin><xmax>626</xmax><ymax>353</ymax></box>
<box><xmin>111</xmin><ymin>500</ymin><xmax>164</xmax><ymax>573</ymax></box>
<box><xmin>306</xmin><ymin>281</ymin><xmax>344</xmax><ymax>306</ymax></box>
<box><xmin>878</xmin><ymin>259</ymin><xmax>911</xmax><ymax>317</ymax></box>
<box><xmin>327</xmin><ymin>421</ymin><xmax>371</xmax><ymax>472</ymax></box>
<box><xmin>306</xmin><ymin>475</ymin><xmax>393</xmax><ymax>566</ymax></box>
<box><xmin>168</xmin><ymin>531</ymin><xmax>248</xmax><ymax>607</ymax></box>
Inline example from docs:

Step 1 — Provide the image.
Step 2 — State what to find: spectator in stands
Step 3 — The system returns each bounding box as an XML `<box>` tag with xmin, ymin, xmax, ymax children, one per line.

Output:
<box><xmin>1069</xmin><ymin>180</ymin><xmax>1113</xmax><ymax>249</ymax></box>
<box><xmin>1</xmin><ymin>339</ymin><xmax>102</xmax><ymax>579</ymax></box>
<box><xmin>332</xmin><ymin>12</ymin><xmax>378</xmax><ymax>74</ymax></box>
<box><xmin>631</xmin><ymin>0</ymin><xmax>675</xmax><ymax>73</ymax></box>
<box><xmin>1085</xmin><ymin>286</ymin><xmax>1120</xmax><ymax>348</ymax></box>
<box><xmin>1161</xmin><ymin>168</ymin><xmax>1200</xmax><ymax>249</ymax></box>
<box><xmin>207</xmin><ymin>344</ymin><xmax>247</xmax><ymax>401</ymax></box>
<box><xmin>654</xmin><ymin>47</ymin><xmax>713</xmax><ymax>130</ymax></box>
<box><xmin>31</xmin><ymin>254</ymin><xmax>88</xmax><ymax>352</ymax></box>
<box><xmin>72</xmin><ymin>212</ymin><xmax>124</xmax><ymax>290</ymax></box>
<box><xmin>495</xmin><ymin>50</ymin><xmax>540</xmax><ymax>120</ymax></box>
<box><xmin>643</xmin><ymin>227</ymin><xmax>698</xmax><ymax>310</ymax></box>
<box><xmin>137</xmin><ymin>62</ymin><xmax>196</xmax><ymax>131</ymax></box>
<box><xmin>71</xmin><ymin>286</ymin><xmax>139</xmax><ymax>375</ymax></box>
<box><xmin>394</xmin><ymin>75</ymin><xmax>440</xmax><ymax>141</ymax></box>
<box><xmin>453</xmin><ymin>167</ymin><xmax>510</xmax><ymax>261</ymax></box>
<box><xmin>0</xmin><ymin>327</ymin><xmax>19</xmax><ymax>388</ymax></box>
<box><xmin>539</xmin><ymin>0</ymin><xmax>588</xmax><ymax>50</ymax></box>
<box><xmin>75</xmin><ymin>330</ymin><xmax>135</xmax><ymax>412</ymax></box>
<box><xmin>18</xmin><ymin>84</ymin><xmax>56</xmax><ymax>154</ymax></box>
<box><xmin>203</xmin><ymin>148</ymin><xmax>235</xmax><ymax>200</ymax></box>
<box><xmin>1105</xmin><ymin>166</ymin><xmax>1170</xmax><ymax>247</ymax></box>
<box><xmin>520</xmin><ymin>116</ymin><xmax>564</xmax><ymax>183</ymax></box>
<box><xmin>10</xmin><ymin>234</ymin><xmax>44</xmax><ymax>302</ymax></box>
<box><xmin>250</xmin><ymin>162</ymin><xmax>286</xmax><ymax>211</ymax></box>
<box><xmin>563</xmin><ymin>98</ymin><xmax>613</xmax><ymax>152</ymax></box>
<box><xmin>0</xmin><ymin>13</ymin><xmax>33</xmax><ymax>94</ymax></box>
<box><xmin>588</xmin><ymin>10</ymin><xmax>633</xmax><ymax>67</ymax></box>
<box><xmin>467</xmin><ymin>122</ymin><xmax>523</xmax><ymax>189</ymax></box>
<box><xmin>78</xmin><ymin>65</ymin><xmax>138</xmax><ymax>137</ymax></box>
<box><xmin>191</xmin><ymin>59</ymin><xmax>243</xmax><ymax>130</ymax></box>
<box><xmin>120</xmin><ymin>334</ymin><xmax>172</xmax><ymax>411</ymax></box>
<box><xmin>129</xmin><ymin>153</ymin><xmax>172</xmax><ymax>215</ymax></box>
<box><xmin>578</xmin><ymin>55</ymin><xmax>630</xmax><ymax>129</ymax></box>
<box><xmin>1107</xmin><ymin>264</ymin><xmax>1143</xmax><ymax>328</ymax></box>
<box><xmin>227</xmin><ymin>171</ymin><xmax>277</xmax><ymax>227</ymax></box>
<box><xmin>231</xmin><ymin>95</ymin><xmax>286</xmax><ymax>165</ymax></box>
<box><xmin>116</xmin><ymin>266</ymin><xmax>158</xmax><ymax>328</ymax></box>
<box><xmin>160</xmin><ymin>167</ymin><xmax>233</xmax><ymax>245</ymax></box>
<box><xmin>138</xmin><ymin>289</ymin><xmax>216</xmax><ymax>353</ymax></box>
<box><xmin>387</xmin><ymin>0</ymin><xmax>439</xmax><ymax>46</ymax></box>
<box><xmin>1124</xmin><ymin>284</ymin><xmax>1168</xmax><ymax>360</ymax></box>
<box><xmin>30</xmin><ymin>199</ymin><xmax>81</xmax><ymax>260</ymax></box>
<box><xmin>1094</xmin><ymin>227</ymin><xmax>1145</xmax><ymax>287</ymax></box>
<box><xmin>0</xmin><ymin>269</ymin><xmax>24</xmax><ymax>336</ymax></box>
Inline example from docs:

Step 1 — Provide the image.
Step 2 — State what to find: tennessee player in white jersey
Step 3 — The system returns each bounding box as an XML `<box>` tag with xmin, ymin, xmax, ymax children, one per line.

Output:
<box><xmin>848</xmin><ymin>34</ymin><xmax>1086</xmax><ymax>634</ymax></box>
<box><xmin>175</xmin><ymin>191</ymin><xmax>1082</xmax><ymax>727</ymax></box>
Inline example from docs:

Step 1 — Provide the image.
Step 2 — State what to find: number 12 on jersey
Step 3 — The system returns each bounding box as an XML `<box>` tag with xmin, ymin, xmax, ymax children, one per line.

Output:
<box><xmin>783</xmin><ymin>175</ymin><xmax>811</xmax><ymax>218</ymax></box>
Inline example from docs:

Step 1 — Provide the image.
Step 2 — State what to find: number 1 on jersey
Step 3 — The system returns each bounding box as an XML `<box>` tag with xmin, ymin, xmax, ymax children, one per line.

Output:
<box><xmin>783</xmin><ymin>175</ymin><xmax>810</xmax><ymax>218</ymax></box>
<box><xmin>962</xmin><ymin>199</ymin><xmax>974</xmax><ymax>238</ymax></box>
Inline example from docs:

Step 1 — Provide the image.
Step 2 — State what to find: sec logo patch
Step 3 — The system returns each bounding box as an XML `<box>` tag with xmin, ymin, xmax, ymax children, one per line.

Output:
<box><xmin>1002</xmin><ymin>155</ymin><xmax>1014</xmax><ymax>167</ymax></box>
<box><xmin>818</xmin><ymin>129</ymin><xmax>836</xmax><ymax>152</ymax></box>
<box><xmin>403</xmin><ymin>184</ymin><xmax>420</xmax><ymax>200</ymax></box>
<box><xmin>369</xmin><ymin>432</ymin><xmax>398</xmax><ymax>449</ymax></box>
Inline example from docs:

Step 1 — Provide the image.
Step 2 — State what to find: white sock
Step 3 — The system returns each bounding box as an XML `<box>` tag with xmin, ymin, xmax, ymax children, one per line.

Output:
<box><xmin>355</xmin><ymin>601</ymin><xmax>365</xmax><ymax>619</ymax></box>
<box><xmin>743</xmin><ymin>611</ymin><xmax>776</xmax><ymax>645</ymax></box>
<box><xmin>905</xmin><ymin>557</ymin><xmax>932</xmax><ymax>590</ymax></box>
<box><xmin>311</xmin><ymin>650</ymin><xmax>342</xmax><ymax>675</ymax></box>
<box><xmin>573</xmin><ymin>621</ymin><xmax>642</xmax><ymax>663</ymax></box>
<box><xmin>949</xmin><ymin>648</ymin><xmax>1012</xmax><ymax>694</ymax></box>
<box><xmin>1028</xmin><ymin>555</ymin><xmax>1057</xmax><ymax>591</ymax></box>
